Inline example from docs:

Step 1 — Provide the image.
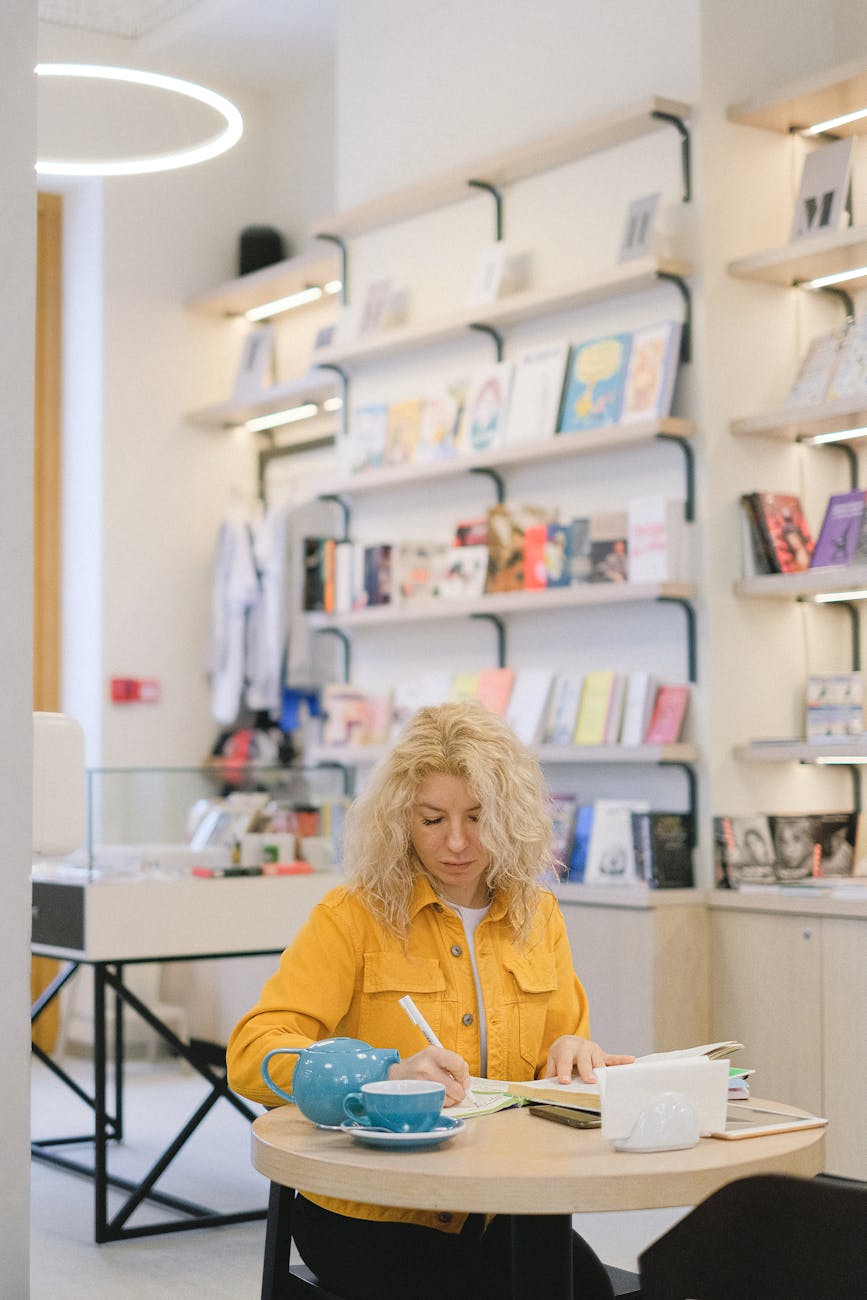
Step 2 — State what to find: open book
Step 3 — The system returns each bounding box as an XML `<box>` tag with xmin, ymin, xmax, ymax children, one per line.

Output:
<box><xmin>502</xmin><ymin>1041</ymin><xmax>746</xmax><ymax>1112</ymax></box>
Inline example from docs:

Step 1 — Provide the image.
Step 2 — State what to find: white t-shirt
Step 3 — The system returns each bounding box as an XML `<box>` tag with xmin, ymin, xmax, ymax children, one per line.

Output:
<box><xmin>454</xmin><ymin>902</ymin><xmax>492</xmax><ymax>1076</ymax></box>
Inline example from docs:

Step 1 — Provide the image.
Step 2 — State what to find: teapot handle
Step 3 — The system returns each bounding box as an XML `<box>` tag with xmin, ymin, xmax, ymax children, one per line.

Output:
<box><xmin>261</xmin><ymin>1047</ymin><xmax>302</xmax><ymax>1104</ymax></box>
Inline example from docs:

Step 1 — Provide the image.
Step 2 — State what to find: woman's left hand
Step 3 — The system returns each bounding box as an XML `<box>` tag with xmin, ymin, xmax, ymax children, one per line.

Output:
<box><xmin>543</xmin><ymin>1035</ymin><xmax>635</xmax><ymax>1085</ymax></box>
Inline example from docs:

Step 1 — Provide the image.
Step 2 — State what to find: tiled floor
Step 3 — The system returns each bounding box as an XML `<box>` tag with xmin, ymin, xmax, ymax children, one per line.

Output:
<box><xmin>30</xmin><ymin>1054</ymin><xmax>688</xmax><ymax>1298</ymax></box>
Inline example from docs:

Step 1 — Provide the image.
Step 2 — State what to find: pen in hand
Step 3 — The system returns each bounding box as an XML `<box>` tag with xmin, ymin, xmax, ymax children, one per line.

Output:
<box><xmin>398</xmin><ymin>994</ymin><xmax>478</xmax><ymax>1107</ymax></box>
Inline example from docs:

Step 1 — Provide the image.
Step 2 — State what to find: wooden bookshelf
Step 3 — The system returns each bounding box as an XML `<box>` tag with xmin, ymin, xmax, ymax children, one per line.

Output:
<box><xmin>728</xmin><ymin>56</ymin><xmax>867</xmax><ymax>135</ymax></box>
<box><xmin>186</xmin><ymin>372</ymin><xmax>339</xmax><ymax>430</ymax></box>
<box><xmin>307</xmin><ymin>581</ymin><xmax>697</xmax><ymax>631</ymax></box>
<box><xmin>731</xmin><ymin>396</ymin><xmax>867</xmax><ymax>443</ymax></box>
<box><xmin>728</xmin><ymin>224</ymin><xmax>867</xmax><ymax>291</ymax></box>
<box><xmin>312</xmin><ymin>741</ymin><xmax>698</xmax><ymax>767</ymax></box>
<box><xmin>734</xmin><ymin>565</ymin><xmax>867</xmax><ymax>600</ymax></box>
<box><xmin>315</xmin><ymin>256</ymin><xmax>691</xmax><ymax>368</ymax></box>
<box><xmin>734</xmin><ymin>739</ymin><xmax>867</xmax><ymax>763</ymax></box>
<box><xmin>312</xmin><ymin>97</ymin><xmax>691</xmax><ymax>239</ymax></box>
<box><xmin>186</xmin><ymin>247</ymin><xmax>341</xmax><ymax>317</ymax></box>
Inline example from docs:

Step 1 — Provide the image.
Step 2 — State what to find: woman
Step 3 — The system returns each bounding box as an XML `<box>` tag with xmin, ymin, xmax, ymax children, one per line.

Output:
<box><xmin>227</xmin><ymin>700</ymin><xmax>633</xmax><ymax>1299</ymax></box>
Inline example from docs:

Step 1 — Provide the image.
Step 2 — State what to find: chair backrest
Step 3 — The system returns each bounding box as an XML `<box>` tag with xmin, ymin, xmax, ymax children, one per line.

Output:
<box><xmin>639</xmin><ymin>1173</ymin><xmax>867</xmax><ymax>1300</ymax></box>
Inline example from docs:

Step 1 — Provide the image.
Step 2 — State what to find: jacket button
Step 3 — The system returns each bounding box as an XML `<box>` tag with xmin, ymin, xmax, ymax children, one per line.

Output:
<box><xmin>462</xmin><ymin>1013</ymin><xmax>474</xmax><ymax>1026</ymax></box>
<box><xmin>438</xmin><ymin>1213</ymin><xmax>452</xmax><ymax>1223</ymax></box>
<box><xmin>434</xmin><ymin>903</ymin><xmax>444</xmax><ymax>913</ymax></box>
<box><xmin>450</xmin><ymin>944</ymin><xmax>463</xmax><ymax>957</ymax></box>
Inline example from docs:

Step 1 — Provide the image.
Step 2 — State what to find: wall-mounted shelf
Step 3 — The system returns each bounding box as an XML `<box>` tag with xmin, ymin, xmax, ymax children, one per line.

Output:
<box><xmin>316</xmin><ymin>255</ymin><xmax>692</xmax><ymax>368</ymax></box>
<box><xmin>186</xmin><ymin>372</ymin><xmax>339</xmax><ymax>430</ymax></box>
<box><xmin>734</xmin><ymin>565</ymin><xmax>867</xmax><ymax>599</ymax></box>
<box><xmin>311</xmin><ymin>741</ymin><xmax>698</xmax><ymax>766</ymax></box>
<box><xmin>308</xmin><ymin>581</ymin><xmax>696</xmax><ymax>630</ymax></box>
<box><xmin>186</xmin><ymin>248</ymin><xmax>341</xmax><ymax>317</ymax></box>
<box><xmin>731</xmin><ymin>396</ymin><xmax>867</xmax><ymax>443</ymax></box>
<box><xmin>734</xmin><ymin>740</ymin><xmax>867</xmax><ymax>763</ymax></box>
<box><xmin>728</xmin><ymin>56</ymin><xmax>867</xmax><ymax>135</ymax></box>
<box><xmin>312</xmin><ymin>97</ymin><xmax>692</xmax><ymax>239</ymax></box>
<box><xmin>728</xmin><ymin>224</ymin><xmax>867</xmax><ymax>292</ymax></box>
<box><xmin>325</xmin><ymin>415</ymin><xmax>694</xmax><ymax>497</ymax></box>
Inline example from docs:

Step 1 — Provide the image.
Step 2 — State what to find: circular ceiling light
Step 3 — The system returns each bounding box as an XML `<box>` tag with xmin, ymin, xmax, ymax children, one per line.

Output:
<box><xmin>35</xmin><ymin>63</ymin><xmax>243</xmax><ymax>177</ymax></box>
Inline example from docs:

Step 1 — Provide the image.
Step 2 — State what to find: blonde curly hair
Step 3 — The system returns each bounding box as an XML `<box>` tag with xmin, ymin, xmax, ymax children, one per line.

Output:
<box><xmin>343</xmin><ymin>700</ymin><xmax>555</xmax><ymax>942</ymax></box>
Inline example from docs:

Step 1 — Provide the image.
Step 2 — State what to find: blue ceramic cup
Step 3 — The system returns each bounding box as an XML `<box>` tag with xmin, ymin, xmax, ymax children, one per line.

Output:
<box><xmin>343</xmin><ymin>1079</ymin><xmax>446</xmax><ymax>1133</ymax></box>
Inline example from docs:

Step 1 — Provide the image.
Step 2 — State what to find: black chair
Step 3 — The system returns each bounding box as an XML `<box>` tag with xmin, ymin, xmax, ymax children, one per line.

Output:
<box><xmin>638</xmin><ymin>1173</ymin><xmax>867</xmax><ymax>1300</ymax></box>
<box><xmin>262</xmin><ymin>1183</ymin><xmax>641</xmax><ymax>1298</ymax></box>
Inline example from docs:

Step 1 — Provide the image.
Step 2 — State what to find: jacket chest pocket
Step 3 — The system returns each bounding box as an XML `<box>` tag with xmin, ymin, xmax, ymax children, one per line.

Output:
<box><xmin>502</xmin><ymin>953</ymin><xmax>558</xmax><ymax>1072</ymax></box>
<box><xmin>358</xmin><ymin>952</ymin><xmax>447</xmax><ymax>1050</ymax></box>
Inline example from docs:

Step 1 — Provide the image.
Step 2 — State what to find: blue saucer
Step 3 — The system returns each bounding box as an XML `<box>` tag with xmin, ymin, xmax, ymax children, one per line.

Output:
<box><xmin>339</xmin><ymin>1116</ymin><xmax>464</xmax><ymax>1149</ymax></box>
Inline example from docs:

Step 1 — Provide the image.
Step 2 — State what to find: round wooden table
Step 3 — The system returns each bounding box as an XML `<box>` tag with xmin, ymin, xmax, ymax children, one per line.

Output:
<box><xmin>252</xmin><ymin>1101</ymin><xmax>825</xmax><ymax>1298</ymax></box>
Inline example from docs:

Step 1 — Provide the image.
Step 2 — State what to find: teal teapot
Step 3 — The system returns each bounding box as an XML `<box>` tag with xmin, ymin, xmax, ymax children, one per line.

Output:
<box><xmin>261</xmin><ymin>1037</ymin><xmax>400</xmax><ymax>1127</ymax></box>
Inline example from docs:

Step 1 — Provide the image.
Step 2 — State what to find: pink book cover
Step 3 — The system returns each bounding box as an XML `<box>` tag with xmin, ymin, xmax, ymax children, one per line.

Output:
<box><xmin>476</xmin><ymin>667</ymin><xmax>516</xmax><ymax>716</ymax></box>
<box><xmin>643</xmin><ymin>685</ymin><xmax>690</xmax><ymax>744</ymax></box>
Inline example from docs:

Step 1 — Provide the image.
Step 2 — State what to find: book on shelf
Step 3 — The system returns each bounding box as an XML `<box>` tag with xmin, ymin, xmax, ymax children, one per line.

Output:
<box><xmin>456</xmin><ymin>362</ymin><xmax>514</xmax><ymax>453</ymax></box>
<box><xmin>619</xmin><ymin>320</ymin><xmax>682</xmax><ymax>425</ymax></box>
<box><xmin>814</xmin><ymin>811</ymin><xmax>857</xmax><ymax>877</ymax></box>
<box><xmin>603</xmin><ymin>673</ymin><xmax>627</xmax><ymax>744</ymax></box>
<box><xmin>587</xmin><ymin>512</ymin><xmax>629</xmax><ymax>583</ymax></box>
<box><xmin>333</xmin><ymin>540</ymin><xmax>354</xmax><ymax>615</ymax></box>
<box><xmin>503</xmin><ymin>1041</ymin><xmax>745</xmax><ymax>1113</ymax></box>
<box><xmin>395</xmin><ymin>542</ymin><xmax>449</xmax><ymax>604</ymax></box>
<box><xmin>739</xmin><ymin>495</ymin><xmax>776</xmax><ymax>577</ymax></box>
<box><xmin>543</xmin><ymin>672</ymin><xmax>585</xmax><ymax>746</ymax></box>
<box><xmin>742</xmin><ymin>492</ymin><xmax>814</xmax><ymax>574</ymax></box>
<box><xmin>714</xmin><ymin>814</ymin><xmax>775</xmax><ymax>887</ymax></box>
<box><xmin>484</xmin><ymin>502</ymin><xmax>551</xmax><ymax>593</ymax></box>
<box><xmin>631</xmin><ymin>811</ymin><xmax>695</xmax><ymax>888</ymax></box>
<box><xmin>302</xmin><ymin>536</ymin><xmax>336</xmax><ymax>612</ymax></box>
<box><xmin>348</xmin><ymin>403</ymin><xmax>389</xmax><ymax>473</ymax></box>
<box><xmin>573</xmin><ymin>669</ymin><xmax>619</xmax><ymax>746</ymax></box>
<box><xmin>438</xmin><ymin>544</ymin><xmax>489</xmax><ymax>600</ymax></box>
<box><xmin>541</xmin><ymin>522</ymin><xmax>573</xmax><ymax>588</ymax></box>
<box><xmin>784</xmin><ymin>328</ymin><xmax>846</xmax><ymax>407</ymax></box>
<box><xmin>476</xmin><ymin>666</ymin><xmax>515</xmax><ymax>717</ymax></box>
<box><xmin>230</xmin><ymin>324</ymin><xmax>275</xmax><ymax>401</ymax></box>
<box><xmin>810</xmin><ymin>489</ymin><xmax>867</xmax><ymax>568</ymax></box>
<box><xmin>466</xmin><ymin>239</ymin><xmax>508</xmax><ymax>306</ymax></box>
<box><xmin>416</xmin><ymin>387</ymin><xmax>461</xmax><ymax>462</ymax></box>
<box><xmin>321</xmin><ymin>684</ymin><xmax>371</xmax><ymax>747</ymax></box>
<box><xmin>826</xmin><ymin>313</ymin><xmax>867</xmax><ymax>401</ymax></box>
<box><xmin>583</xmin><ymin>797</ymin><xmax>650</xmax><ymax>886</ymax></box>
<box><xmin>550</xmin><ymin>792</ymin><xmax>579</xmax><ymax>873</ymax></box>
<box><xmin>566</xmin><ymin>805</ymin><xmax>595</xmax><ymax>882</ymax></box>
<box><xmin>390</xmin><ymin>672</ymin><xmax>453</xmax><ymax>737</ymax></box>
<box><xmin>505</xmin><ymin>667</ymin><xmax>555</xmax><ymax>745</ymax></box>
<box><xmin>454</xmin><ymin>516</ymin><xmax>489</xmax><ymax>547</ymax></box>
<box><xmin>449</xmin><ymin>672</ymin><xmax>480</xmax><ymax>703</ymax></box>
<box><xmin>806</xmin><ymin>671</ymin><xmax>863</xmax><ymax>739</ymax></box>
<box><xmin>361</xmin><ymin>544</ymin><xmax>393</xmax><ymax>607</ymax></box>
<box><xmin>643</xmin><ymin>683</ymin><xmax>690</xmax><ymax>745</ymax></box>
<box><xmin>558</xmin><ymin>332</ymin><xmax>632</xmax><ymax>432</ymax></box>
<box><xmin>384</xmin><ymin>399</ymin><xmax>423</xmax><ymax>466</ymax></box>
<box><xmin>626</xmin><ymin>496</ymin><xmax>689</xmax><ymax>583</ymax></box>
<box><xmin>522</xmin><ymin>522</ymin><xmax>549</xmax><ymax>590</ymax></box>
<box><xmin>619</xmin><ymin>670</ymin><xmax>658</xmax><ymax>746</ymax></box>
<box><xmin>358</xmin><ymin>277</ymin><xmax>393</xmax><ymax>334</ymax></box>
<box><xmin>790</xmin><ymin>136</ymin><xmax>854</xmax><ymax>242</ymax></box>
<box><xmin>504</xmin><ymin>341</ymin><xmax>570</xmax><ymax>446</ymax></box>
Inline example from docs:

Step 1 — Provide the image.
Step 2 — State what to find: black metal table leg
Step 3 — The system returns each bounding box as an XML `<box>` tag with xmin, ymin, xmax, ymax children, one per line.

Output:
<box><xmin>262</xmin><ymin>1183</ymin><xmax>294</xmax><ymax>1300</ymax></box>
<box><xmin>511</xmin><ymin>1213</ymin><xmax>573</xmax><ymax>1300</ymax></box>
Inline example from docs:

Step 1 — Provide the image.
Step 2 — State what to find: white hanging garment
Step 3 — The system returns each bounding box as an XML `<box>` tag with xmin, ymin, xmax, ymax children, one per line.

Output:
<box><xmin>209</xmin><ymin>510</ymin><xmax>260</xmax><ymax>726</ymax></box>
<box><xmin>246</xmin><ymin>503</ymin><xmax>291</xmax><ymax>715</ymax></box>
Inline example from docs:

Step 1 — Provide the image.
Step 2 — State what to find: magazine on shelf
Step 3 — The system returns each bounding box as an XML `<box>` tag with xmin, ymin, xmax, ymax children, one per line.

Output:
<box><xmin>790</xmin><ymin>137</ymin><xmax>854</xmax><ymax>241</ymax></box>
<box><xmin>558</xmin><ymin>332</ymin><xmax>632</xmax><ymax>432</ymax></box>
<box><xmin>784</xmin><ymin>328</ymin><xmax>847</xmax><ymax>407</ymax></box>
<box><xmin>619</xmin><ymin>320</ymin><xmax>682</xmax><ymax>424</ymax></box>
<box><xmin>810</xmin><ymin>490</ymin><xmax>867</xmax><ymax>568</ymax></box>
<box><xmin>457</xmin><ymin>362</ymin><xmax>514</xmax><ymax>453</ymax></box>
<box><xmin>826</xmin><ymin>313</ymin><xmax>867</xmax><ymax>401</ymax></box>
<box><xmin>504</xmin><ymin>341</ymin><xmax>570</xmax><ymax>445</ymax></box>
<box><xmin>742</xmin><ymin>492</ymin><xmax>814</xmax><ymax>574</ymax></box>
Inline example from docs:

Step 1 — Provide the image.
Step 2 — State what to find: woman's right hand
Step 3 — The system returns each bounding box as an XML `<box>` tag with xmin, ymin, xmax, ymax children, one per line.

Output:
<box><xmin>388</xmin><ymin>1046</ymin><xmax>470</xmax><ymax>1106</ymax></box>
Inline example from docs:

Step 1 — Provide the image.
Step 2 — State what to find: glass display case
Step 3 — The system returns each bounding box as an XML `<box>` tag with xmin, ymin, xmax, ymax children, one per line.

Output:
<box><xmin>36</xmin><ymin>762</ymin><xmax>351</xmax><ymax>882</ymax></box>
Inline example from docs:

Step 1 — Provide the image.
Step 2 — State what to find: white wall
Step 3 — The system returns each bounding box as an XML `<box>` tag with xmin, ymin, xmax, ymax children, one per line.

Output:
<box><xmin>0</xmin><ymin>3</ymin><xmax>37</xmax><ymax>1291</ymax></box>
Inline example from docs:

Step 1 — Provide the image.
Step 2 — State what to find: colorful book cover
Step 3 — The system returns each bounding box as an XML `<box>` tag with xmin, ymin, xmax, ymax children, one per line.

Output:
<box><xmin>476</xmin><ymin>666</ymin><xmax>515</xmax><ymax>717</ymax></box>
<box><xmin>438</xmin><ymin>545</ymin><xmax>489</xmax><ymax>600</ymax></box>
<box><xmin>362</xmin><ymin>544</ymin><xmax>393</xmax><ymax>607</ymax></box>
<box><xmin>643</xmin><ymin>684</ymin><xmax>690</xmax><ymax>744</ymax></box>
<box><xmin>484</xmin><ymin>502</ymin><xmax>550</xmax><ymax>593</ymax></box>
<box><xmin>567</xmin><ymin>805</ymin><xmax>596</xmax><ymax>882</ymax></box>
<box><xmin>543</xmin><ymin>523</ymin><xmax>573</xmax><ymax>588</ymax></box>
<box><xmin>626</xmin><ymin>496</ymin><xmax>686</xmax><ymax>583</ymax></box>
<box><xmin>810</xmin><ymin>489</ymin><xmax>866</xmax><ymax>568</ymax></box>
<box><xmin>543</xmin><ymin>672</ymin><xmax>584</xmax><ymax>745</ymax></box>
<box><xmin>504</xmin><ymin>341</ymin><xmax>570</xmax><ymax>445</ymax></box>
<box><xmin>523</xmin><ymin>523</ymin><xmax>548</xmax><ymax>589</ymax></box>
<box><xmin>573</xmin><ymin>670</ymin><xmax>617</xmax><ymax>746</ymax></box>
<box><xmin>349</xmin><ymin>403</ymin><xmax>389</xmax><ymax>472</ymax></box>
<box><xmin>417</xmin><ymin>388</ymin><xmax>461</xmax><ymax>461</ymax></box>
<box><xmin>588</xmin><ymin>512</ymin><xmax>629</xmax><ymax>583</ymax></box>
<box><xmin>449</xmin><ymin>672</ymin><xmax>481</xmax><ymax>703</ymax></box>
<box><xmin>395</xmin><ymin>542</ymin><xmax>449</xmax><ymax>604</ymax></box>
<box><xmin>619</xmin><ymin>320</ymin><xmax>681</xmax><ymax>424</ymax></box>
<box><xmin>457</xmin><ymin>362</ymin><xmax>514</xmax><ymax>453</ymax></box>
<box><xmin>749</xmin><ymin>492</ymin><xmax>814</xmax><ymax>573</ymax></box>
<box><xmin>558</xmin><ymin>332</ymin><xmax>632</xmax><ymax>432</ymax></box>
<box><xmin>385</xmin><ymin>399</ymin><xmax>423</xmax><ymax>466</ymax></box>
<box><xmin>550</xmin><ymin>792</ymin><xmax>579</xmax><ymax>874</ymax></box>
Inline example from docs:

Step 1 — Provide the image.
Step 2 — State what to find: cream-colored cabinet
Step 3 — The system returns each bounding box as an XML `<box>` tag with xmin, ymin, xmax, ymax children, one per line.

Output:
<box><xmin>709</xmin><ymin>893</ymin><xmax>867</xmax><ymax>1180</ymax></box>
<box><xmin>558</xmin><ymin>886</ymin><xmax>709</xmax><ymax>1058</ymax></box>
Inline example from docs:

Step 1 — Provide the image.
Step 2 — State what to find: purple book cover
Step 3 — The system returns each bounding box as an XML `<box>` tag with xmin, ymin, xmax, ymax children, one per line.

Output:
<box><xmin>810</xmin><ymin>490</ymin><xmax>867</xmax><ymax>568</ymax></box>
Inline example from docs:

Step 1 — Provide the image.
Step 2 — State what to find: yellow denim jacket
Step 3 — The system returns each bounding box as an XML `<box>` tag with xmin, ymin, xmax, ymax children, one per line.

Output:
<box><xmin>226</xmin><ymin>876</ymin><xmax>590</xmax><ymax>1234</ymax></box>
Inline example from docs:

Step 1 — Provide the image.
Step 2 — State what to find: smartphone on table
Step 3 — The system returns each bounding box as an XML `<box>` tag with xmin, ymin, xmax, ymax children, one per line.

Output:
<box><xmin>527</xmin><ymin>1103</ymin><xmax>601</xmax><ymax>1129</ymax></box>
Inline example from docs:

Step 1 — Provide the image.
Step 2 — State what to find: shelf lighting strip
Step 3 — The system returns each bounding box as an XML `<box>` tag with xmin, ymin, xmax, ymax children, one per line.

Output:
<box><xmin>815</xmin><ymin>754</ymin><xmax>867</xmax><ymax>764</ymax></box>
<box><xmin>802</xmin><ymin>425</ymin><xmax>867</xmax><ymax>445</ymax></box>
<box><xmin>245</xmin><ymin>279</ymin><xmax>343</xmax><ymax>322</ymax></box>
<box><xmin>245</xmin><ymin>396</ymin><xmax>342</xmax><ymax>433</ymax></box>
<box><xmin>800</xmin><ymin>265</ymin><xmax>867</xmax><ymax>291</ymax></box>
<box><xmin>812</xmin><ymin>588</ymin><xmax>867</xmax><ymax>604</ymax></box>
<box><xmin>801</xmin><ymin>107</ymin><xmax>867</xmax><ymax>136</ymax></box>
